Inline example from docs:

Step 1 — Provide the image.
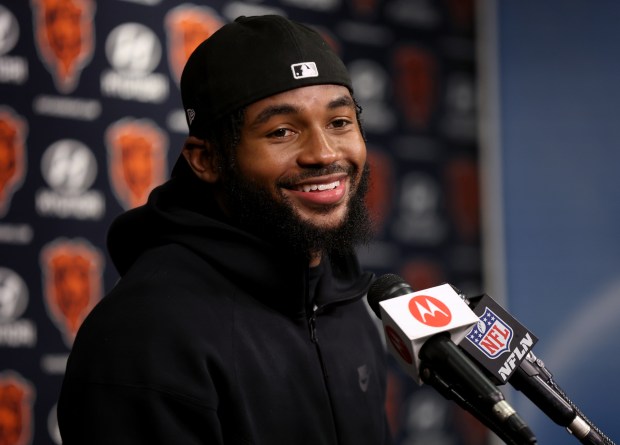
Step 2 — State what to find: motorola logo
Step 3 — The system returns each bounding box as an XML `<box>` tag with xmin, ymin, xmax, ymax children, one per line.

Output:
<box><xmin>408</xmin><ymin>295</ymin><xmax>452</xmax><ymax>328</ymax></box>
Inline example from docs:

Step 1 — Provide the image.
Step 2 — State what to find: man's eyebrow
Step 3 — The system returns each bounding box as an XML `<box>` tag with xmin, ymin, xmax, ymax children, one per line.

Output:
<box><xmin>251</xmin><ymin>104</ymin><xmax>300</xmax><ymax>127</ymax></box>
<box><xmin>328</xmin><ymin>95</ymin><xmax>356</xmax><ymax>110</ymax></box>
<box><xmin>250</xmin><ymin>94</ymin><xmax>356</xmax><ymax>127</ymax></box>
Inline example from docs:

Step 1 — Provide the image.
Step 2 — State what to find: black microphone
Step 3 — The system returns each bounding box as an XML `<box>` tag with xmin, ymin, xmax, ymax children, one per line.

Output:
<box><xmin>368</xmin><ymin>274</ymin><xmax>537</xmax><ymax>445</ymax></box>
<box><xmin>458</xmin><ymin>292</ymin><xmax>614</xmax><ymax>445</ymax></box>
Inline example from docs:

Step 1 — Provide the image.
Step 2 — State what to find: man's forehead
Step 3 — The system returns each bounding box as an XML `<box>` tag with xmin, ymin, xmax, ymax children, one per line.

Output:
<box><xmin>247</xmin><ymin>85</ymin><xmax>354</xmax><ymax>123</ymax></box>
<box><xmin>262</xmin><ymin>83</ymin><xmax>351</xmax><ymax>101</ymax></box>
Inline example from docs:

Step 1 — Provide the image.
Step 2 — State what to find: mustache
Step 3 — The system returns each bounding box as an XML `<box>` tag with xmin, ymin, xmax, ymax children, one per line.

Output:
<box><xmin>278</xmin><ymin>163</ymin><xmax>357</xmax><ymax>188</ymax></box>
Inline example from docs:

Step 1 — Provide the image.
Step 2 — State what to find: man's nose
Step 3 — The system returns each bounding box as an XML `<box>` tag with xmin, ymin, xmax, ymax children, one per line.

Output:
<box><xmin>297</xmin><ymin>128</ymin><xmax>341</xmax><ymax>167</ymax></box>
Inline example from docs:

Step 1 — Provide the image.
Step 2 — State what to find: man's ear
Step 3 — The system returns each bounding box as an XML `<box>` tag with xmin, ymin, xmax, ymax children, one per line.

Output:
<box><xmin>181</xmin><ymin>136</ymin><xmax>220</xmax><ymax>183</ymax></box>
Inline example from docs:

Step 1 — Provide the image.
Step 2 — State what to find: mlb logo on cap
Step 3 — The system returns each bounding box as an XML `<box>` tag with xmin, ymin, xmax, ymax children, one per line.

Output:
<box><xmin>291</xmin><ymin>62</ymin><xmax>319</xmax><ymax>79</ymax></box>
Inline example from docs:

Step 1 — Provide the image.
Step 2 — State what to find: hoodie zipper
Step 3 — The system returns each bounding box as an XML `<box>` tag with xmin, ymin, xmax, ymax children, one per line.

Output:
<box><xmin>309</xmin><ymin>305</ymin><xmax>343</xmax><ymax>444</ymax></box>
<box><xmin>308</xmin><ymin>306</ymin><xmax>328</xmax><ymax>379</ymax></box>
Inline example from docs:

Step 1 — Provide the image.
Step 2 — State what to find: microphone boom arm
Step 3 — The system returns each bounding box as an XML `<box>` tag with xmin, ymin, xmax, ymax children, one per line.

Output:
<box><xmin>420</xmin><ymin>334</ymin><xmax>537</xmax><ymax>445</ymax></box>
<box><xmin>511</xmin><ymin>352</ymin><xmax>612</xmax><ymax>445</ymax></box>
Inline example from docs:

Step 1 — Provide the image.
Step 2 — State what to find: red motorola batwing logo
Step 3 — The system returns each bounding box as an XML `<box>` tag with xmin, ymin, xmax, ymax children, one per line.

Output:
<box><xmin>384</xmin><ymin>325</ymin><xmax>413</xmax><ymax>364</ymax></box>
<box><xmin>408</xmin><ymin>295</ymin><xmax>452</xmax><ymax>327</ymax></box>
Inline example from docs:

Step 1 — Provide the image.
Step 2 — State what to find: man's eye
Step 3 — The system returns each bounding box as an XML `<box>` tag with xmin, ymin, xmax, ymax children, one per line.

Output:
<box><xmin>330</xmin><ymin>119</ymin><xmax>352</xmax><ymax>129</ymax></box>
<box><xmin>267</xmin><ymin>128</ymin><xmax>292</xmax><ymax>138</ymax></box>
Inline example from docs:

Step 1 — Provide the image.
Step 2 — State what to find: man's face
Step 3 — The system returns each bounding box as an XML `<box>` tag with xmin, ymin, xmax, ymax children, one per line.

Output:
<box><xmin>218</xmin><ymin>84</ymin><xmax>372</xmax><ymax>257</ymax></box>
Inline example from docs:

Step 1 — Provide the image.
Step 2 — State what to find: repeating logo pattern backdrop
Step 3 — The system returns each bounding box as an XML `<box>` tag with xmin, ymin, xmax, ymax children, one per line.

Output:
<box><xmin>0</xmin><ymin>1</ymin><xmax>481</xmax><ymax>444</ymax></box>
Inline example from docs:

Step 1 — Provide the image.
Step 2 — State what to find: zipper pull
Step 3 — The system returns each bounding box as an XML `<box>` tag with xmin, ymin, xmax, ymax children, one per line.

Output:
<box><xmin>309</xmin><ymin>313</ymin><xmax>318</xmax><ymax>344</ymax></box>
<box><xmin>308</xmin><ymin>304</ymin><xmax>322</xmax><ymax>343</ymax></box>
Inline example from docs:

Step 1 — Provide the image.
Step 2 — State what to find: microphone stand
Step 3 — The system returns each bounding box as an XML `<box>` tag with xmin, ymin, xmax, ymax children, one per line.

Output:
<box><xmin>510</xmin><ymin>352</ymin><xmax>615</xmax><ymax>445</ymax></box>
<box><xmin>420</xmin><ymin>362</ymin><xmax>536</xmax><ymax>445</ymax></box>
<box><xmin>419</xmin><ymin>361</ymin><xmax>537</xmax><ymax>445</ymax></box>
<box><xmin>458</xmin><ymin>290</ymin><xmax>615</xmax><ymax>445</ymax></box>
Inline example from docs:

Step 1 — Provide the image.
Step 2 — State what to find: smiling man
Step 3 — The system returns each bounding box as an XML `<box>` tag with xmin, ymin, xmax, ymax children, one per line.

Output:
<box><xmin>186</xmin><ymin>84</ymin><xmax>372</xmax><ymax>266</ymax></box>
<box><xmin>58</xmin><ymin>15</ymin><xmax>391</xmax><ymax>445</ymax></box>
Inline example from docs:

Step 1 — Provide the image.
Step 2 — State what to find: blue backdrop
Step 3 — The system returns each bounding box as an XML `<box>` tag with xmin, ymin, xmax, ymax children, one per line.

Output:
<box><xmin>493</xmin><ymin>1</ymin><xmax>620</xmax><ymax>443</ymax></box>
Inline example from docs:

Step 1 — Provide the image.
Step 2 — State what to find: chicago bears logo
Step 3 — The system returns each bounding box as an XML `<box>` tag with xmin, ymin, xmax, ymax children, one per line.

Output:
<box><xmin>164</xmin><ymin>4</ymin><xmax>223</xmax><ymax>84</ymax></box>
<box><xmin>31</xmin><ymin>0</ymin><xmax>95</xmax><ymax>93</ymax></box>
<box><xmin>347</xmin><ymin>0</ymin><xmax>380</xmax><ymax>17</ymax></box>
<box><xmin>0</xmin><ymin>371</ymin><xmax>34</xmax><ymax>445</ymax></box>
<box><xmin>106</xmin><ymin>118</ymin><xmax>168</xmax><ymax>209</ymax></box>
<box><xmin>401</xmin><ymin>259</ymin><xmax>443</xmax><ymax>293</ymax></box>
<box><xmin>393</xmin><ymin>45</ymin><xmax>437</xmax><ymax>129</ymax></box>
<box><xmin>313</xmin><ymin>27</ymin><xmax>341</xmax><ymax>55</ymax></box>
<box><xmin>365</xmin><ymin>149</ymin><xmax>394</xmax><ymax>233</ymax></box>
<box><xmin>447</xmin><ymin>0</ymin><xmax>475</xmax><ymax>30</ymax></box>
<box><xmin>445</xmin><ymin>157</ymin><xmax>480</xmax><ymax>241</ymax></box>
<box><xmin>40</xmin><ymin>238</ymin><xmax>102</xmax><ymax>346</ymax></box>
<box><xmin>0</xmin><ymin>107</ymin><xmax>26</xmax><ymax>217</ymax></box>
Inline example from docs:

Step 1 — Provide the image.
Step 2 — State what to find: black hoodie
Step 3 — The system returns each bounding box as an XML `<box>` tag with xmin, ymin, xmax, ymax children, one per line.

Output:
<box><xmin>58</xmin><ymin>173</ymin><xmax>391</xmax><ymax>445</ymax></box>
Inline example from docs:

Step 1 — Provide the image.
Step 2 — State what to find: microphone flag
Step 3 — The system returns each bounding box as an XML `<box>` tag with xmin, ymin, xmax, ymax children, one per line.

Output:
<box><xmin>461</xmin><ymin>294</ymin><xmax>539</xmax><ymax>383</ymax></box>
<box><xmin>378</xmin><ymin>283</ymin><xmax>479</xmax><ymax>384</ymax></box>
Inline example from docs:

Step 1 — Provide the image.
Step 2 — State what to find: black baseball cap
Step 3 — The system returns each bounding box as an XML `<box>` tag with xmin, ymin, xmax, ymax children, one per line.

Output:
<box><xmin>179</xmin><ymin>14</ymin><xmax>352</xmax><ymax>139</ymax></box>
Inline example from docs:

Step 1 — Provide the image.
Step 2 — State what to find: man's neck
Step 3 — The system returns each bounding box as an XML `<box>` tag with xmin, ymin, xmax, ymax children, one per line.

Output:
<box><xmin>309</xmin><ymin>251</ymin><xmax>322</xmax><ymax>267</ymax></box>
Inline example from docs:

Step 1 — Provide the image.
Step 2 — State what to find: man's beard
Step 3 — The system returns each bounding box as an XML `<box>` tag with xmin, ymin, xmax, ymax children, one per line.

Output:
<box><xmin>220</xmin><ymin>162</ymin><xmax>374</xmax><ymax>260</ymax></box>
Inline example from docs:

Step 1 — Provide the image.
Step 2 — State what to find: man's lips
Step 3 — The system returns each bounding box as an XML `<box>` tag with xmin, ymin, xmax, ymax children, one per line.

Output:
<box><xmin>295</xmin><ymin>179</ymin><xmax>341</xmax><ymax>193</ymax></box>
<box><xmin>283</xmin><ymin>175</ymin><xmax>348</xmax><ymax>206</ymax></box>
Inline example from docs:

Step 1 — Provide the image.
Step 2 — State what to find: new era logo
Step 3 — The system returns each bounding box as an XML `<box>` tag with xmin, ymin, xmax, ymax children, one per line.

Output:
<box><xmin>186</xmin><ymin>108</ymin><xmax>195</xmax><ymax>125</ymax></box>
<box><xmin>291</xmin><ymin>62</ymin><xmax>318</xmax><ymax>79</ymax></box>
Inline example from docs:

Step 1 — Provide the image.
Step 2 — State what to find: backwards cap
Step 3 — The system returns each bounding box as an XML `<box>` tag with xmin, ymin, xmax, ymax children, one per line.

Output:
<box><xmin>180</xmin><ymin>15</ymin><xmax>352</xmax><ymax>138</ymax></box>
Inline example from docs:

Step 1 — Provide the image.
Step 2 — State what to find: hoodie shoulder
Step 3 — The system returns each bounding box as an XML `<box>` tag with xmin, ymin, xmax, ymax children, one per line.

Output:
<box><xmin>106</xmin><ymin>176</ymin><xmax>225</xmax><ymax>276</ymax></box>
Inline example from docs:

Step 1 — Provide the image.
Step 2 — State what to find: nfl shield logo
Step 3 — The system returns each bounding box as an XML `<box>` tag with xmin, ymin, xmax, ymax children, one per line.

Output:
<box><xmin>466</xmin><ymin>307</ymin><xmax>513</xmax><ymax>359</ymax></box>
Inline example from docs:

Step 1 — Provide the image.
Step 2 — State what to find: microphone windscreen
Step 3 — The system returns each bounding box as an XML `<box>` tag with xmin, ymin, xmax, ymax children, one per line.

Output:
<box><xmin>367</xmin><ymin>274</ymin><xmax>413</xmax><ymax>316</ymax></box>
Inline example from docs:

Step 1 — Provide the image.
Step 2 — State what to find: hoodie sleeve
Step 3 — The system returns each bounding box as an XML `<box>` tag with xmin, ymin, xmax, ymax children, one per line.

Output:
<box><xmin>57</xmin><ymin>378</ymin><xmax>226</xmax><ymax>445</ymax></box>
<box><xmin>56</xmin><ymin>254</ymin><xmax>237</xmax><ymax>445</ymax></box>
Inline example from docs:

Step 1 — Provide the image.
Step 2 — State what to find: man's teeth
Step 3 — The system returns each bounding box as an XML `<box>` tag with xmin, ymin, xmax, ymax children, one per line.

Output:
<box><xmin>298</xmin><ymin>180</ymin><xmax>340</xmax><ymax>192</ymax></box>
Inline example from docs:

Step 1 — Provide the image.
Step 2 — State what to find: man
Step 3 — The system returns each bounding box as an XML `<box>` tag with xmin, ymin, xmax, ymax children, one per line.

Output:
<box><xmin>58</xmin><ymin>15</ymin><xmax>391</xmax><ymax>445</ymax></box>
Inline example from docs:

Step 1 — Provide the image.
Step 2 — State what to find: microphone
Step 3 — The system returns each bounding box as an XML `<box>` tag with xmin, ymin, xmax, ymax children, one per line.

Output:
<box><xmin>368</xmin><ymin>274</ymin><xmax>537</xmax><ymax>445</ymax></box>
<box><xmin>458</xmin><ymin>292</ymin><xmax>614</xmax><ymax>445</ymax></box>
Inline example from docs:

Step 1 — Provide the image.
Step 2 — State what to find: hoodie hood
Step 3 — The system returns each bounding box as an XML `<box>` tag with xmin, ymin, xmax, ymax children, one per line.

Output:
<box><xmin>106</xmin><ymin>174</ymin><xmax>373</xmax><ymax>315</ymax></box>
